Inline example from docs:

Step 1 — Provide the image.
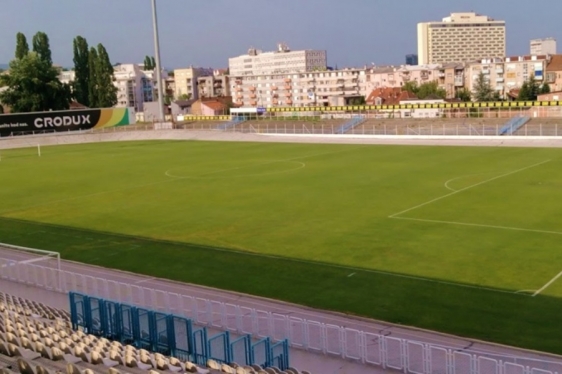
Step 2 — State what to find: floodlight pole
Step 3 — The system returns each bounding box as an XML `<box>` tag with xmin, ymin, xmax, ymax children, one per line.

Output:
<box><xmin>151</xmin><ymin>0</ymin><xmax>166</xmax><ymax>122</ymax></box>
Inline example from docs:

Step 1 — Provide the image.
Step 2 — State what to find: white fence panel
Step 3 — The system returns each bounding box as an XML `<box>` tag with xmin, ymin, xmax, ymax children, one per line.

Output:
<box><xmin>130</xmin><ymin>285</ymin><xmax>144</xmax><ymax>306</ymax></box>
<box><xmin>209</xmin><ymin>300</ymin><xmax>224</xmax><ymax>328</ymax></box>
<box><xmin>385</xmin><ymin>337</ymin><xmax>404</xmax><ymax>371</ymax></box>
<box><xmin>477</xmin><ymin>356</ymin><xmax>498</xmax><ymax>374</ymax></box>
<box><xmin>453</xmin><ymin>351</ymin><xmax>472</xmax><ymax>374</ymax></box>
<box><xmin>325</xmin><ymin>324</ymin><xmax>343</xmax><ymax>356</ymax></box>
<box><xmin>194</xmin><ymin>298</ymin><xmax>210</xmax><ymax>325</ymax></box>
<box><xmin>239</xmin><ymin>306</ymin><xmax>254</xmax><ymax>335</ymax></box>
<box><xmin>255</xmin><ymin>310</ymin><xmax>270</xmax><ymax>338</ymax></box>
<box><xmin>429</xmin><ymin>346</ymin><xmax>448</xmax><ymax>374</ymax></box>
<box><xmin>530</xmin><ymin>369</ymin><xmax>553</xmax><ymax>374</ymax></box>
<box><xmin>119</xmin><ymin>282</ymin><xmax>133</xmax><ymax>304</ymax></box>
<box><xmin>343</xmin><ymin>328</ymin><xmax>363</xmax><ymax>361</ymax></box>
<box><xmin>180</xmin><ymin>295</ymin><xmax>195</xmax><ymax>319</ymax></box>
<box><xmin>306</xmin><ymin>321</ymin><xmax>324</xmax><ymax>353</ymax></box>
<box><xmin>155</xmin><ymin>289</ymin><xmax>168</xmax><ymax>312</ymax></box>
<box><xmin>271</xmin><ymin>313</ymin><xmax>288</xmax><ymax>342</ymax></box>
<box><xmin>223</xmin><ymin>303</ymin><xmax>240</xmax><ymax>333</ymax></box>
<box><xmin>107</xmin><ymin>280</ymin><xmax>120</xmax><ymax>302</ymax></box>
<box><xmin>364</xmin><ymin>332</ymin><xmax>383</xmax><ymax>366</ymax></box>
<box><xmin>166</xmin><ymin>292</ymin><xmax>181</xmax><ymax>315</ymax></box>
<box><xmin>406</xmin><ymin>341</ymin><xmax>425</xmax><ymax>374</ymax></box>
<box><xmin>503</xmin><ymin>362</ymin><xmax>526</xmax><ymax>374</ymax></box>
<box><xmin>288</xmin><ymin>317</ymin><xmax>306</xmax><ymax>348</ymax></box>
<box><xmin>142</xmin><ymin>287</ymin><xmax>155</xmax><ymax>309</ymax></box>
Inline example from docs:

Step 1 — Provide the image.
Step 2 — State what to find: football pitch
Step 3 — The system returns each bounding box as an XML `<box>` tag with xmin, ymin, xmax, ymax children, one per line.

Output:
<box><xmin>1</xmin><ymin>140</ymin><xmax>562</xmax><ymax>353</ymax></box>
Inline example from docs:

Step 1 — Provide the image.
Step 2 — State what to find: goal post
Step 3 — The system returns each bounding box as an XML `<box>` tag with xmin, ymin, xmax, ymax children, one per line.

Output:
<box><xmin>0</xmin><ymin>242</ymin><xmax>62</xmax><ymax>291</ymax></box>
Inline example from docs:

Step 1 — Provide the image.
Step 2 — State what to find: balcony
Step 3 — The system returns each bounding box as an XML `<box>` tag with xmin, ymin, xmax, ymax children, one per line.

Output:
<box><xmin>438</xmin><ymin>72</ymin><xmax>445</xmax><ymax>77</ymax></box>
<box><xmin>235</xmin><ymin>87</ymin><xmax>243</xmax><ymax>92</ymax></box>
<box><xmin>249</xmin><ymin>86</ymin><xmax>256</xmax><ymax>91</ymax></box>
<box><xmin>482</xmin><ymin>69</ymin><xmax>490</xmax><ymax>75</ymax></box>
<box><xmin>287</xmin><ymin>99</ymin><xmax>293</xmax><ymax>104</ymax></box>
<box><xmin>284</xmin><ymin>93</ymin><xmax>292</xmax><ymax>97</ymax></box>
<box><xmin>272</xmin><ymin>86</ymin><xmax>278</xmax><ymax>91</ymax></box>
<box><xmin>496</xmin><ymin>77</ymin><xmax>504</xmax><ymax>82</ymax></box>
<box><xmin>250</xmin><ymin>93</ymin><xmax>257</xmax><ymax>99</ymax></box>
<box><xmin>250</xmin><ymin>100</ymin><xmax>257</xmax><ymax>106</ymax></box>
<box><xmin>284</xmin><ymin>78</ymin><xmax>292</xmax><ymax>83</ymax></box>
<box><xmin>496</xmin><ymin>68</ymin><xmax>504</xmax><ymax>74</ymax></box>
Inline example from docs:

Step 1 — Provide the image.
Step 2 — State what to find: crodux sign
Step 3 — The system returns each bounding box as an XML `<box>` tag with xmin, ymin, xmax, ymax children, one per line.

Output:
<box><xmin>0</xmin><ymin>108</ymin><xmax>134</xmax><ymax>137</ymax></box>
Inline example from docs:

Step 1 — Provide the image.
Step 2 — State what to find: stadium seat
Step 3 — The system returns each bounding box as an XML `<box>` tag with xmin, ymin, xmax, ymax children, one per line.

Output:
<box><xmin>16</xmin><ymin>358</ymin><xmax>35</xmax><ymax>374</ymax></box>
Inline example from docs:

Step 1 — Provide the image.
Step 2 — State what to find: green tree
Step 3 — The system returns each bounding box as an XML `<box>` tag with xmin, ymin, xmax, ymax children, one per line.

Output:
<box><xmin>472</xmin><ymin>72</ymin><xmax>494</xmax><ymax>102</ymax></box>
<box><xmin>402</xmin><ymin>81</ymin><xmax>418</xmax><ymax>95</ymax></box>
<box><xmin>15</xmin><ymin>32</ymin><xmax>29</xmax><ymax>60</ymax></box>
<box><xmin>32</xmin><ymin>32</ymin><xmax>52</xmax><ymax>66</ymax></box>
<box><xmin>348</xmin><ymin>96</ymin><xmax>366</xmax><ymax>105</ymax></box>
<box><xmin>88</xmin><ymin>47</ymin><xmax>99</xmax><ymax>107</ymax></box>
<box><xmin>539</xmin><ymin>83</ymin><xmax>551</xmax><ymax>95</ymax></box>
<box><xmin>0</xmin><ymin>52</ymin><xmax>71</xmax><ymax>112</ymax></box>
<box><xmin>178</xmin><ymin>93</ymin><xmax>191</xmax><ymax>100</ymax></box>
<box><xmin>416</xmin><ymin>81</ymin><xmax>446</xmax><ymax>99</ymax></box>
<box><xmin>95</xmin><ymin>44</ymin><xmax>117</xmax><ymax>108</ymax></box>
<box><xmin>72</xmin><ymin>36</ymin><xmax>90</xmax><ymax>106</ymax></box>
<box><xmin>402</xmin><ymin>80</ymin><xmax>445</xmax><ymax>99</ymax></box>
<box><xmin>455</xmin><ymin>88</ymin><xmax>472</xmax><ymax>102</ymax></box>
<box><xmin>151</xmin><ymin>56</ymin><xmax>156</xmax><ymax>70</ymax></box>
<box><xmin>518</xmin><ymin>75</ymin><xmax>539</xmax><ymax>101</ymax></box>
<box><xmin>0</xmin><ymin>105</ymin><xmax>4</xmax><ymax>114</ymax></box>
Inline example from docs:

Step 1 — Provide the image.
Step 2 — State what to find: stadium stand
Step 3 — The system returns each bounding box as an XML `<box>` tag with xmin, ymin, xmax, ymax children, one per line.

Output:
<box><xmin>334</xmin><ymin>117</ymin><xmax>366</xmax><ymax>134</ymax></box>
<box><xmin>216</xmin><ymin>117</ymin><xmax>246</xmax><ymax>131</ymax></box>
<box><xmin>498</xmin><ymin>117</ymin><xmax>531</xmax><ymax>135</ymax></box>
<box><xmin>514</xmin><ymin>118</ymin><xmax>562</xmax><ymax>136</ymax></box>
<box><xmin>0</xmin><ymin>292</ymin><xmax>305</xmax><ymax>374</ymax></box>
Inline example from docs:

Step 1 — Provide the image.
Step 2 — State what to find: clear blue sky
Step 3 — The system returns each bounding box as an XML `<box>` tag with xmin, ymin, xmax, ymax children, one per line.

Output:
<box><xmin>1</xmin><ymin>0</ymin><xmax>561</xmax><ymax>69</ymax></box>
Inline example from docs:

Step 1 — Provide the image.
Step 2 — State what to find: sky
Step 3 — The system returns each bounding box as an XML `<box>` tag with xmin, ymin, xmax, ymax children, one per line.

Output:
<box><xmin>1</xmin><ymin>0</ymin><xmax>562</xmax><ymax>70</ymax></box>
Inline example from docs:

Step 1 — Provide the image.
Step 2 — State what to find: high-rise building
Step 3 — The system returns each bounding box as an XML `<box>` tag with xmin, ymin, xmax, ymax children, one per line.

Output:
<box><xmin>417</xmin><ymin>12</ymin><xmax>506</xmax><ymax>65</ymax></box>
<box><xmin>530</xmin><ymin>38</ymin><xmax>557</xmax><ymax>55</ymax></box>
<box><xmin>406</xmin><ymin>54</ymin><xmax>418</xmax><ymax>65</ymax></box>
<box><xmin>228</xmin><ymin>43</ymin><xmax>327</xmax><ymax>77</ymax></box>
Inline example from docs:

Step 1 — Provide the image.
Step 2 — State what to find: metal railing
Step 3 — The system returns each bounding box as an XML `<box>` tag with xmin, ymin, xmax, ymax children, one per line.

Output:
<box><xmin>1</xmin><ymin>258</ymin><xmax>562</xmax><ymax>374</ymax></box>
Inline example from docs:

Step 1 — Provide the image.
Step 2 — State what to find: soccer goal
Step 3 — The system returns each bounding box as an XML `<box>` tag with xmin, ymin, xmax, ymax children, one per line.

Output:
<box><xmin>0</xmin><ymin>242</ymin><xmax>62</xmax><ymax>291</ymax></box>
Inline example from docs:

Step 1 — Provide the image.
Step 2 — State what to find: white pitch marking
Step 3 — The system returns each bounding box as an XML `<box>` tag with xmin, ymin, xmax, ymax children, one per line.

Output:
<box><xmin>389</xmin><ymin>159</ymin><xmax>551</xmax><ymax>218</ymax></box>
<box><xmin>135</xmin><ymin>277</ymin><xmax>156</xmax><ymax>285</ymax></box>
<box><xmin>390</xmin><ymin>216</ymin><xmax>562</xmax><ymax>236</ymax></box>
<box><xmin>533</xmin><ymin>270</ymin><xmax>562</xmax><ymax>296</ymax></box>
<box><xmin>514</xmin><ymin>289</ymin><xmax>535</xmax><ymax>294</ymax></box>
<box><xmin>443</xmin><ymin>171</ymin><xmax>501</xmax><ymax>192</ymax></box>
<box><xmin>348</xmin><ymin>272</ymin><xmax>356</xmax><ymax>277</ymax></box>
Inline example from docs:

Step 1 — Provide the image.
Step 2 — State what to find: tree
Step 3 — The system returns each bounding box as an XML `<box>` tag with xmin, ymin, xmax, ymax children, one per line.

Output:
<box><xmin>518</xmin><ymin>74</ymin><xmax>539</xmax><ymax>101</ymax></box>
<box><xmin>540</xmin><ymin>83</ymin><xmax>551</xmax><ymax>95</ymax></box>
<box><xmin>0</xmin><ymin>52</ymin><xmax>71</xmax><ymax>113</ymax></box>
<box><xmin>178</xmin><ymin>93</ymin><xmax>191</xmax><ymax>100</ymax></box>
<box><xmin>348</xmin><ymin>96</ymin><xmax>366</xmax><ymax>105</ymax></box>
<box><xmin>143</xmin><ymin>56</ymin><xmax>156</xmax><ymax>70</ymax></box>
<box><xmin>88</xmin><ymin>47</ymin><xmax>99</xmax><ymax>107</ymax></box>
<box><xmin>15</xmin><ymin>32</ymin><xmax>29</xmax><ymax>60</ymax></box>
<box><xmin>472</xmin><ymin>72</ymin><xmax>494</xmax><ymax>102</ymax></box>
<box><xmin>416</xmin><ymin>81</ymin><xmax>446</xmax><ymax>99</ymax></box>
<box><xmin>455</xmin><ymin>88</ymin><xmax>472</xmax><ymax>102</ymax></box>
<box><xmin>0</xmin><ymin>105</ymin><xmax>3</xmax><ymax>114</ymax></box>
<box><xmin>94</xmin><ymin>44</ymin><xmax>117</xmax><ymax>108</ymax></box>
<box><xmin>32</xmin><ymin>32</ymin><xmax>52</xmax><ymax>66</ymax></box>
<box><xmin>72</xmin><ymin>36</ymin><xmax>90</xmax><ymax>106</ymax></box>
<box><xmin>402</xmin><ymin>80</ymin><xmax>445</xmax><ymax>99</ymax></box>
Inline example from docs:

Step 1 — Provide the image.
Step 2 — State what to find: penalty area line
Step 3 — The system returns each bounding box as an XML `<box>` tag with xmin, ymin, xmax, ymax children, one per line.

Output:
<box><xmin>533</xmin><ymin>270</ymin><xmax>562</xmax><ymax>296</ymax></box>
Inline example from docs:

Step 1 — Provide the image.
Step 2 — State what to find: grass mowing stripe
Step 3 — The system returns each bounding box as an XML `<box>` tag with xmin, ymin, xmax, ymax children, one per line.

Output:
<box><xmin>0</xmin><ymin>216</ymin><xmax>561</xmax><ymax>353</ymax></box>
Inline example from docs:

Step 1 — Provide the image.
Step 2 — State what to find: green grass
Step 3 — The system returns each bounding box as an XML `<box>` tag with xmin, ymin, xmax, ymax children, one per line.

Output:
<box><xmin>1</xmin><ymin>140</ymin><xmax>562</xmax><ymax>353</ymax></box>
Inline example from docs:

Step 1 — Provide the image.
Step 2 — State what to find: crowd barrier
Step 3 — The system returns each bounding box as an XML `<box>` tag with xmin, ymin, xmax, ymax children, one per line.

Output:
<box><xmin>69</xmin><ymin>292</ymin><xmax>289</xmax><ymax>369</ymax></box>
<box><xmin>1</xmin><ymin>258</ymin><xmax>562</xmax><ymax>374</ymax></box>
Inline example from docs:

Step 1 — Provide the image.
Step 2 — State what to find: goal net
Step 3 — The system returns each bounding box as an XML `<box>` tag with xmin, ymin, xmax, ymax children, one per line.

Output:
<box><xmin>0</xmin><ymin>243</ymin><xmax>62</xmax><ymax>291</ymax></box>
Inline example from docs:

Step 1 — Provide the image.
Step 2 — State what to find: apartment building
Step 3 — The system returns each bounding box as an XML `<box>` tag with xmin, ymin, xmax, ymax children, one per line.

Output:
<box><xmin>545</xmin><ymin>55</ymin><xmax>562</xmax><ymax>92</ymax></box>
<box><xmin>365</xmin><ymin>65</ymin><xmax>443</xmax><ymax>89</ymax></box>
<box><xmin>417</xmin><ymin>12</ymin><xmax>506</xmax><ymax>65</ymax></box>
<box><xmin>58</xmin><ymin>70</ymin><xmax>76</xmax><ymax>86</ymax></box>
<box><xmin>173</xmin><ymin>67</ymin><xmax>212</xmax><ymax>100</ymax></box>
<box><xmin>197</xmin><ymin>70</ymin><xmax>230</xmax><ymax>98</ymax></box>
<box><xmin>465</xmin><ymin>55</ymin><xmax>549</xmax><ymax>98</ymax></box>
<box><xmin>231</xmin><ymin>68</ymin><xmax>366</xmax><ymax>107</ymax></box>
<box><xmin>113</xmin><ymin>64</ymin><xmax>169</xmax><ymax>112</ymax></box>
<box><xmin>531</xmin><ymin>38</ymin><xmax>557</xmax><ymax>55</ymax></box>
<box><xmin>229</xmin><ymin>43</ymin><xmax>327</xmax><ymax>76</ymax></box>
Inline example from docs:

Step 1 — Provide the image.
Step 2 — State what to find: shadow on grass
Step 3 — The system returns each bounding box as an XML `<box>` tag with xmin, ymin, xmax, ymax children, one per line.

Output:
<box><xmin>0</xmin><ymin>216</ymin><xmax>561</xmax><ymax>354</ymax></box>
